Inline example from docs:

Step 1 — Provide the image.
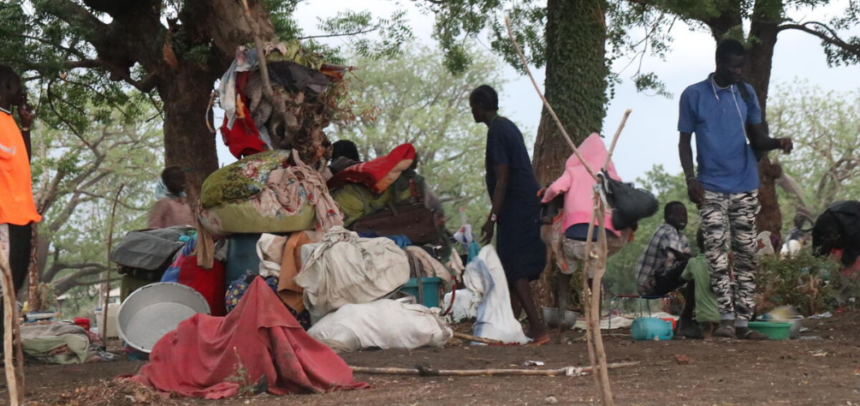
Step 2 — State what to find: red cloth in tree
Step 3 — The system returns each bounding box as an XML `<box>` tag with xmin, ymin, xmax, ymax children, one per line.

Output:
<box><xmin>327</xmin><ymin>143</ymin><xmax>416</xmax><ymax>193</ymax></box>
<box><xmin>178</xmin><ymin>255</ymin><xmax>227</xmax><ymax>317</ymax></box>
<box><xmin>221</xmin><ymin>71</ymin><xmax>267</xmax><ymax>159</ymax></box>
<box><xmin>130</xmin><ymin>278</ymin><xmax>367</xmax><ymax>399</ymax></box>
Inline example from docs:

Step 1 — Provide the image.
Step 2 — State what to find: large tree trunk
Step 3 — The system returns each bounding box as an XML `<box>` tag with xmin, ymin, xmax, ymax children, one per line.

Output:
<box><xmin>532</xmin><ymin>0</ymin><xmax>609</xmax><ymax>308</ymax></box>
<box><xmin>747</xmin><ymin>3</ymin><xmax>783</xmax><ymax>246</ymax></box>
<box><xmin>706</xmin><ymin>1</ymin><xmax>785</xmax><ymax>247</ymax></box>
<box><xmin>157</xmin><ymin>64</ymin><xmax>223</xmax><ymax>203</ymax></box>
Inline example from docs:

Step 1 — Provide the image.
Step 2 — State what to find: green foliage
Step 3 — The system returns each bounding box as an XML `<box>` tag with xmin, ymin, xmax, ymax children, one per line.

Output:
<box><xmin>333</xmin><ymin>43</ymin><xmax>509</xmax><ymax>229</ymax></box>
<box><xmin>31</xmin><ymin>107</ymin><xmax>163</xmax><ymax>314</ymax></box>
<box><xmin>603</xmin><ymin>165</ymin><xmax>697</xmax><ymax>296</ymax></box>
<box><xmin>315</xmin><ymin>10</ymin><xmax>414</xmax><ymax>60</ymax></box>
<box><xmin>757</xmin><ymin>253</ymin><xmax>839</xmax><ymax>316</ymax></box>
<box><xmin>768</xmin><ymin>80</ymin><xmax>860</xmax><ymax>229</ymax></box>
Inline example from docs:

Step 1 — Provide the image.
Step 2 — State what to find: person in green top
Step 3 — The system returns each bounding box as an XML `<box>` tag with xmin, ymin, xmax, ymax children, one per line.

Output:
<box><xmin>681</xmin><ymin>227</ymin><xmax>722</xmax><ymax>338</ymax></box>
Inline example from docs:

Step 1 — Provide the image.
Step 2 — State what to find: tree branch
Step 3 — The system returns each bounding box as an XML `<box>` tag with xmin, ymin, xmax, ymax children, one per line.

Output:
<box><xmin>298</xmin><ymin>26</ymin><xmax>381</xmax><ymax>40</ymax></box>
<box><xmin>779</xmin><ymin>21</ymin><xmax>860</xmax><ymax>58</ymax></box>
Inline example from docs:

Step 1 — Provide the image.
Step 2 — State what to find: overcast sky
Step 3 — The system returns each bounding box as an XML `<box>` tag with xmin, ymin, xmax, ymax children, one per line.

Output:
<box><xmin>216</xmin><ymin>0</ymin><xmax>859</xmax><ymax>182</ymax></box>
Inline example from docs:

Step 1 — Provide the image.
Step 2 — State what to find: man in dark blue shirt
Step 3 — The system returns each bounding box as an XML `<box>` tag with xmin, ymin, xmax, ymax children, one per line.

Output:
<box><xmin>678</xmin><ymin>39</ymin><xmax>793</xmax><ymax>339</ymax></box>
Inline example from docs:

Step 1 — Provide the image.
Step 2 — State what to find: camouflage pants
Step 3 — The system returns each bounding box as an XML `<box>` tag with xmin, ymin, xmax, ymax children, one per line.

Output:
<box><xmin>700</xmin><ymin>190</ymin><xmax>760</xmax><ymax>321</ymax></box>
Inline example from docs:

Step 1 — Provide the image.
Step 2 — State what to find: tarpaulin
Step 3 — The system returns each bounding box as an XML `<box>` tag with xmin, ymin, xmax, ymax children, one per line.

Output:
<box><xmin>130</xmin><ymin>278</ymin><xmax>367</xmax><ymax>399</ymax></box>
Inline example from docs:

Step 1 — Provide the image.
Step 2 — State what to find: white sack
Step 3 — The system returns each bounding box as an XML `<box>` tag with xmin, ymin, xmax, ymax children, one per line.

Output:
<box><xmin>463</xmin><ymin>246</ymin><xmax>530</xmax><ymax>344</ymax></box>
<box><xmin>308</xmin><ymin>299</ymin><xmax>453</xmax><ymax>352</ymax></box>
<box><xmin>442</xmin><ymin>289</ymin><xmax>479</xmax><ymax>323</ymax></box>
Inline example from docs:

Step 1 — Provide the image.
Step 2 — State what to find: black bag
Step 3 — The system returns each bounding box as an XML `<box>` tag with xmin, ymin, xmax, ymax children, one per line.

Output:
<box><xmin>600</xmin><ymin>170</ymin><xmax>658</xmax><ymax>230</ymax></box>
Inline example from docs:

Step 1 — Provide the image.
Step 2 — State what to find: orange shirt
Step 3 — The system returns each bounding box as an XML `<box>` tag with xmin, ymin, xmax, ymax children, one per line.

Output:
<box><xmin>0</xmin><ymin>110</ymin><xmax>41</xmax><ymax>225</ymax></box>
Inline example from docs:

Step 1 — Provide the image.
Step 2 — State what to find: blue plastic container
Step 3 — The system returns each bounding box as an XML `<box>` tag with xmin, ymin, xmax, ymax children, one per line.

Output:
<box><xmin>631</xmin><ymin>317</ymin><xmax>674</xmax><ymax>341</ymax></box>
<box><xmin>400</xmin><ymin>277</ymin><xmax>442</xmax><ymax>308</ymax></box>
<box><xmin>225</xmin><ymin>233</ymin><xmax>262</xmax><ymax>283</ymax></box>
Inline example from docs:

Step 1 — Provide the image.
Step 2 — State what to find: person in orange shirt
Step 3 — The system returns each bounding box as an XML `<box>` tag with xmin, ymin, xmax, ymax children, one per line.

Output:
<box><xmin>1</xmin><ymin>65</ymin><xmax>42</xmax><ymax>343</ymax></box>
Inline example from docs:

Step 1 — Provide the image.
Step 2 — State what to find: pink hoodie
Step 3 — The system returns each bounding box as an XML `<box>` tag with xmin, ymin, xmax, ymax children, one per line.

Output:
<box><xmin>541</xmin><ymin>133</ymin><xmax>621</xmax><ymax>235</ymax></box>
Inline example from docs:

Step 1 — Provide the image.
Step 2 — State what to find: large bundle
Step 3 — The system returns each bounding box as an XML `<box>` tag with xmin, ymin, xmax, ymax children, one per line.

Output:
<box><xmin>199</xmin><ymin>150</ymin><xmax>316</xmax><ymax>235</ymax></box>
<box><xmin>294</xmin><ymin>227</ymin><xmax>410</xmax><ymax>320</ymax></box>
<box><xmin>219</xmin><ymin>41</ymin><xmax>354</xmax><ymax>166</ymax></box>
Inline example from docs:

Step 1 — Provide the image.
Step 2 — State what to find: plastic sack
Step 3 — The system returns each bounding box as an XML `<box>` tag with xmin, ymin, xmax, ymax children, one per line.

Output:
<box><xmin>308</xmin><ymin>299</ymin><xmax>452</xmax><ymax>352</ymax></box>
<box><xmin>463</xmin><ymin>246</ymin><xmax>530</xmax><ymax>344</ymax></box>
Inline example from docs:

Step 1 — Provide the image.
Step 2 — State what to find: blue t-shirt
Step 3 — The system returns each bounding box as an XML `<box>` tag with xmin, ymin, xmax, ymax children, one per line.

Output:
<box><xmin>678</xmin><ymin>77</ymin><xmax>762</xmax><ymax>194</ymax></box>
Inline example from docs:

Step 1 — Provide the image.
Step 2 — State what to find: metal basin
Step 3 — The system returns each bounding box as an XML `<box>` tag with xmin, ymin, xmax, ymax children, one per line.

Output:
<box><xmin>542</xmin><ymin>307</ymin><xmax>578</xmax><ymax>329</ymax></box>
<box><xmin>117</xmin><ymin>282</ymin><xmax>210</xmax><ymax>353</ymax></box>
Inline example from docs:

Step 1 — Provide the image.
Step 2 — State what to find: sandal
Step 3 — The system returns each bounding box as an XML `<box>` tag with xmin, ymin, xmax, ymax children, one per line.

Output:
<box><xmin>736</xmin><ymin>327</ymin><xmax>769</xmax><ymax>340</ymax></box>
<box><xmin>528</xmin><ymin>334</ymin><xmax>551</xmax><ymax>346</ymax></box>
<box><xmin>713</xmin><ymin>321</ymin><xmax>736</xmax><ymax>339</ymax></box>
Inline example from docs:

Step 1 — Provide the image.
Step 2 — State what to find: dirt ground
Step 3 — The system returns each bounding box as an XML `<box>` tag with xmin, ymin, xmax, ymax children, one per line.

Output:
<box><xmin>4</xmin><ymin>312</ymin><xmax>860</xmax><ymax>406</ymax></box>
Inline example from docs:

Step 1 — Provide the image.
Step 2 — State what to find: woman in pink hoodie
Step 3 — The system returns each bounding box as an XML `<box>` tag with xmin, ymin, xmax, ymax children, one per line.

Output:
<box><xmin>540</xmin><ymin>133</ymin><xmax>632</xmax><ymax>311</ymax></box>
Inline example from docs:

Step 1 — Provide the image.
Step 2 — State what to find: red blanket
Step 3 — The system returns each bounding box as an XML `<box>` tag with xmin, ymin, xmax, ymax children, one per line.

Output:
<box><xmin>130</xmin><ymin>278</ymin><xmax>367</xmax><ymax>399</ymax></box>
<box><xmin>327</xmin><ymin>143</ymin><xmax>415</xmax><ymax>193</ymax></box>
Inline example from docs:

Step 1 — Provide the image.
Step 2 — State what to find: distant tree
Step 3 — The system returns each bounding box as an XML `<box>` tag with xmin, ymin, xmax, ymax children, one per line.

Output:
<box><xmin>768</xmin><ymin>81</ymin><xmax>860</xmax><ymax>230</ymax></box>
<box><xmin>618</xmin><ymin>0</ymin><xmax>860</xmax><ymax>243</ymax></box>
<box><xmin>332</xmin><ymin>44</ymin><xmax>508</xmax><ymax>228</ymax></box>
<box><xmin>0</xmin><ymin>0</ymin><xmax>411</xmax><ymax>200</ymax></box>
<box><xmin>30</xmin><ymin>109</ymin><xmax>162</xmax><ymax>297</ymax></box>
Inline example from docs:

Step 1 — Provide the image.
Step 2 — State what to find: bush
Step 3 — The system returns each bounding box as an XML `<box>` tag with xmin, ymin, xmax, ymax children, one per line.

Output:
<box><xmin>757</xmin><ymin>253</ymin><xmax>841</xmax><ymax>316</ymax></box>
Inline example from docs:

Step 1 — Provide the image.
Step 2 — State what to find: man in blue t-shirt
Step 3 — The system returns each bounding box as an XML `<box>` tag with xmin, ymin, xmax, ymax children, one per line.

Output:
<box><xmin>678</xmin><ymin>39</ymin><xmax>793</xmax><ymax>340</ymax></box>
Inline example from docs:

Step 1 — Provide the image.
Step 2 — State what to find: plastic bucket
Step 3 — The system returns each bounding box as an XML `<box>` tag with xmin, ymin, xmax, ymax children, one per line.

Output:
<box><xmin>631</xmin><ymin>317</ymin><xmax>674</xmax><ymax>341</ymax></box>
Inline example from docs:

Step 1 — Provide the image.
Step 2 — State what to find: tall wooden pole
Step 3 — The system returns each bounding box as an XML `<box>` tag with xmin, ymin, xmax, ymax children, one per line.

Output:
<box><xmin>100</xmin><ymin>184</ymin><xmax>124</xmax><ymax>341</ymax></box>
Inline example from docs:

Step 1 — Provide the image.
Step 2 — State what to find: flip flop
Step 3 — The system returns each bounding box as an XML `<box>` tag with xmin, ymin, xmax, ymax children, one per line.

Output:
<box><xmin>528</xmin><ymin>334</ymin><xmax>551</xmax><ymax>346</ymax></box>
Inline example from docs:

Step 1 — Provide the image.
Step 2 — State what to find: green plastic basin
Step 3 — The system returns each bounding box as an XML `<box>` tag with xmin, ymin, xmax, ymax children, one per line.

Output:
<box><xmin>748</xmin><ymin>321</ymin><xmax>792</xmax><ymax>340</ymax></box>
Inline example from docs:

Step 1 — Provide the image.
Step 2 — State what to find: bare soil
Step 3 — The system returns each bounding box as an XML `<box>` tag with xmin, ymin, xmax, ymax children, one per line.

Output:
<box><xmin>4</xmin><ymin>312</ymin><xmax>860</xmax><ymax>406</ymax></box>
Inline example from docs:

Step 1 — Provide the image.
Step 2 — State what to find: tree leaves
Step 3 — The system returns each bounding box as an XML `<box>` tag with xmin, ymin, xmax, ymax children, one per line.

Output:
<box><xmin>334</xmin><ymin>43</ymin><xmax>507</xmax><ymax>227</ymax></box>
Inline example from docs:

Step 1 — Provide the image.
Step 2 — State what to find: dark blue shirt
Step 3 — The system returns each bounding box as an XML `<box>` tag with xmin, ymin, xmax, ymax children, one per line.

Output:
<box><xmin>678</xmin><ymin>77</ymin><xmax>762</xmax><ymax>194</ymax></box>
<box><xmin>485</xmin><ymin>117</ymin><xmax>540</xmax><ymax>202</ymax></box>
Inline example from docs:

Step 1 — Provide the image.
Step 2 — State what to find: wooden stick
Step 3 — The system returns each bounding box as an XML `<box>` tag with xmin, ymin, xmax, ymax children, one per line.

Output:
<box><xmin>603</xmin><ymin>110</ymin><xmax>632</xmax><ymax>171</ymax></box>
<box><xmin>101</xmin><ymin>184</ymin><xmax>124</xmax><ymax>342</ymax></box>
<box><xmin>0</xmin><ymin>244</ymin><xmax>23</xmax><ymax>406</ymax></box>
<box><xmin>591</xmin><ymin>201</ymin><xmax>615</xmax><ymax>405</ymax></box>
<box><xmin>351</xmin><ymin>362</ymin><xmax>639</xmax><ymax>377</ymax></box>
<box><xmin>580</xmin><ymin>204</ymin><xmax>600</xmax><ymax>391</ymax></box>
<box><xmin>504</xmin><ymin>17</ymin><xmax>598</xmax><ymax>182</ymax></box>
<box><xmin>26</xmin><ymin>225</ymin><xmax>40</xmax><ymax>313</ymax></box>
<box><xmin>453</xmin><ymin>332</ymin><xmax>504</xmax><ymax>345</ymax></box>
<box><xmin>240</xmin><ymin>0</ymin><xmax>276</xmax><ymax>105</ymax></box>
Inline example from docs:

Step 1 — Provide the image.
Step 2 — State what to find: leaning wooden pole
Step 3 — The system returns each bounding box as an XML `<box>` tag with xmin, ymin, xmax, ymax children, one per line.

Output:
<box><xmin>100</xmin><ymin>184</ymin><xmax>124</xmax><ymax>342</ymax></box>
<box><xmin>1</xmin><ymin>245</ymin><xmax>24</xmax><ymax>406</ymax></box>
<box><xmin>240</xmin><ymin>0</ymin><xmax>277</xmax><ymax>105</ymax></box>
<box><xmin>580</xmin><ymin>205</ymin><xmax>602</xmax><ymax>395</ymax></box>
<box><xmin>591</xmin><ymin>201</ymin><xmax>614</xmax><ymax>405</ymax></box>
<box><xmin>504</xmin><ymin>17</ymin><xmax>598</xmax><ymax>182</ymax></box>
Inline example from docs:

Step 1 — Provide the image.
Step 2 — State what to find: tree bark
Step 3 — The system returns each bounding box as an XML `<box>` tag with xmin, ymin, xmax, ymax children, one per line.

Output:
<box><xmin>532</xmin><ymin>0</ymin><xmax>609</xmax><ymax>307</ymax></box>
<box><xmin>704</xmin><ymin>0</ymin><xmax>785</xmax><ymax>246</ymax></box>
<box><xmin>747</xmin><ymin>1</ymin><xmax>783</xmax><ymax>246</ymax></box>
<box><xmin>157</xmin><ymin>64</ymin><xmax>222</xmax><ymax>203</ymax></box>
